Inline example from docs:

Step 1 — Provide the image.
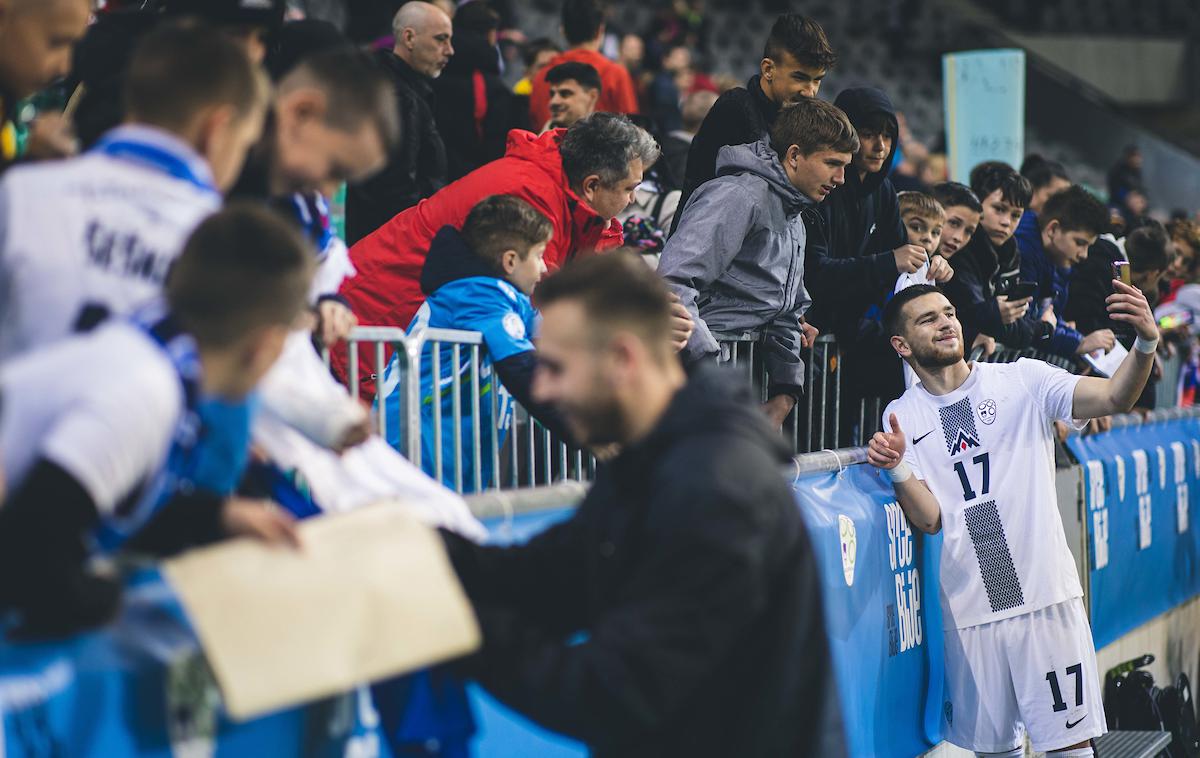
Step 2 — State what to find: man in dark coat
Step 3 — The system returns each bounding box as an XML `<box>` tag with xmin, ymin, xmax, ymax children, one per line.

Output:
<box><xmin>345</xmin><ymin>1</ymin><xmax>451</xmax><ymax>245</ymax></box>
<box><xmin>441</xmin><ymin>251</ymin><xmax>844</xmax><ymax>758</ymax></box>
<box><xmin>671</xmin><ymin>12</ymin><xmax>836</xmax><ymax>234</ymax></box>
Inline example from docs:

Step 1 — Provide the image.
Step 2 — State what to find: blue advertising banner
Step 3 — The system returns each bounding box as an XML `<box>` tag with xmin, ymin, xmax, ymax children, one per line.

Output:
<box><xmin>1066</xmin><ymin>415</ymin><xmax>1200</xmax><ymax>648</ymax></box>
<box><xmin>943</xmin><ymin>49</ymin><xmax>1026</xmax><ymax>184</ymax></box>
<box><xmin>794</xmin><ymin>464</ymin><xmax>946</xmax><ymax>758</ymax></box>
<box><xmin>0</xmin><ymin>574</ymin><xmax>386</xmax><ymax>758</ymax></box>
<box><xmin>1</xmin><ymin>486</ymin><xmax>952</xmax><ymax>758</ymax></box>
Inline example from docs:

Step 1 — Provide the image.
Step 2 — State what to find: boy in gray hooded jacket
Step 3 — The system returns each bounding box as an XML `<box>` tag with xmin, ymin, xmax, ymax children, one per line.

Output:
<box><xmin>659</xmin><ymin>97</ymin><xmax>858</xmax><ymax>426</ymax></box>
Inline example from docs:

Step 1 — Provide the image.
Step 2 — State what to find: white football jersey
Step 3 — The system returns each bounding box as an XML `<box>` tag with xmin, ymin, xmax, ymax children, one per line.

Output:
<box><xmin>0</xmin><ymin>125</ymin><xmax>220</xmax><ymax>363</ymax></box>
<box><xmin>885</xmin><ymin>359</ymin><xmax>1085</xmax><ymax>629</ymax></box>
<box><xmin>0</xmin><ymin>321</ymin><xmax>182</xmax><ymax>516</ymax></box>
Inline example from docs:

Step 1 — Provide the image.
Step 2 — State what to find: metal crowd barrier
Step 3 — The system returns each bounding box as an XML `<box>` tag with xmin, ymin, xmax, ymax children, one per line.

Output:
<box><xmin>971</xmin><ymin>342</ymin><xmax>1079</xmax><ymax>372</ymax></box>
<box><xmin>329</xmin><ymin>327</ymin><xmax>1143</xmax><ymax>492</ymax></box>
<box><xmin>328</xmin><ymin>326</ymin><xmax>594</xmax><ymax>494</ymax></box>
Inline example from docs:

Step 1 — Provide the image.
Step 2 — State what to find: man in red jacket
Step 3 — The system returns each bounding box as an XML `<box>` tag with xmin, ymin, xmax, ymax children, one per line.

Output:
<box><xmin>335</xmin><ymin>112</ymin><xmax>659</xmax><ymax>388</ymax></box>
<box><xmin>528</xmin><ymin>0</ymin><xmax>639</xmax><ymax>128</ymax></box>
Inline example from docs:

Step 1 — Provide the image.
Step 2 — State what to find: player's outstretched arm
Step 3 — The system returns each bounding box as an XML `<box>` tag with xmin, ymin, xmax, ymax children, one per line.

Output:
<box><xmin>868</xmin><ymin>413</ymin><xmax>942</xmax><ymax>534</ymax></box>
<box><xmin>1071</xmin><ymin>280</ymin><xmax>1159</xmax><ymax>420</ymax></box>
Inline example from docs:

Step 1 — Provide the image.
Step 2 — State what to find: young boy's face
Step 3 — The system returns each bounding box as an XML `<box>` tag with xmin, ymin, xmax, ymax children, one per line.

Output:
<box><xmin>1042</xmin><ymin>220</ymin><xmax>1097</xmax><ymax>268</ymax></box>
<box><xmin>979</xmin><ymin>189</ymin><xmax>1024</xmax><ymax>246</ymax></box>
<box><xmin>852</xmin><ymin>129</ymin><xmax>893</xmax><ymax>177</ymax></box>
<box><xmin>508</xmin><ymin>241</ymin><xmax>549</xmax><ymax>296</ymax></box>
<box><xmin>903</xmin><ymin>212</ymin><xmax>943</xmax><ymax>257</ymax></box>
<box><xmin>939</xmin><ymin>205</ymin><xmax>981</xmax><ymax>258</ymax></box>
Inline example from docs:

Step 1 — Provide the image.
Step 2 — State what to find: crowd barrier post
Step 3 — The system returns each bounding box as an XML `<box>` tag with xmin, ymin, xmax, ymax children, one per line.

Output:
<box><xmin>713</xmin><ymin>332</ymin><xmax>843</xmax><ymax>454</ymax></box>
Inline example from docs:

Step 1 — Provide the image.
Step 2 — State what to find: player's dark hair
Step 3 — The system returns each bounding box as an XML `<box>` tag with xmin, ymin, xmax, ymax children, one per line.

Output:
<box><xmin>969</xmin><ymin>161</ymin><xmax>1032</xmax><ymax>209</ymax></box>
<box><xmin>535</xmin><ymin>248</ymin><xmax>674</xmax><ymax>354</ymax></box>
<box><xmin>1039</xmin><ymin>185</ymin><xmax>1109</xmax><ymax>236</ymax></box>
<box><xmin>763</xmin><ymin>13</ymin><xmax>837</xmax><ymax>71</ymax></box>
<box><xmin>167</xmin><ymin>204</ymin><xmax>314</xmax><ymax>348</ymax></box>
<box><xmin>545</xmin><ymin>61</ymin><xmax>602</xmax><ymax>92</ymax></box>
<box><xmin>125</xmin><ymin>21</ymin><xmax>268</xmax><ymax>132</ymax></box>
<box><xmin>931</xmin><ymin>181</ymin><xmax>982</xmax><ymax>214</ymax></box>
<box><xmin>883</xmin><ymin>283</ymin><xmax>943</xmax><ymax>338</ymax></box>
<box><xmin>462</xmin><ymin>196</ymin><xmax>553</xmax><ymax>271</ymax></box>
<box><xmin>1125</xmin><ymin>221</ymin><xmax>1172</xmax><ymax>273</ymax></box>
<box><xmin>561</xmin><ymin>0</ymin><xmax>605</xmax><ymax>46</ymax></box>
<box><xmin>771</xmin><ymin>97</ymin><xmax>859</xmax><ymax>158</ymax></box>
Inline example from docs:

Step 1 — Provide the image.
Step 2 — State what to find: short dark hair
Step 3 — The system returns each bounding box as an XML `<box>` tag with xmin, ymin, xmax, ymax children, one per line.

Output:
<box><xmin>883</xmin><ymin>284</ymin><xmax>943</xmax><ymax>338</ymax></box>
<box><xmin>462</xmin><ymin>196</ymin><xmax>553</xmax><ymax>270</ymax></box>
<box><xmin>167</xmin><ymin>205</ymin><xmax>314</xmax><ymax>349</ymax></box>
<box><xmin>770</xmin><ymin>98</ymin><xmax>858</xmax><ymax>158</ymax></box>
<box><xmin>969</xmin><ymin>161</ymin><xmax>1032</xmax><ymax>209</ymax></box>
<box><xmin>534</xmin><ymin>249</ymin><xmax>674</xmax><ymax>351</ymax></box>
<box><xmin>545</xmin><ymin>61</ymin><xmax>601</xmax><ymax>92</ymax></box>
<box><xmin>125</xmin><ymin>21</ymin><xmax>267</xmax><ymax>132</ymax></box>
<box><xmin>283</xmin><ymin>48</ymin><xmax>401</xmax><ymax>155</ymax></box>
<box><xmin>1020</xmin><ymin>154</ymin><xmax>1069</xmax><ymax>190</ymax></box>
<box><xmin>1039</xmin><ymin>185</ymin><xmax>1108</xmax><ymax>236</ymax></box>
<box><xmin>931</xmin><ymin>181</ymin><xmax>982</xmax><ymax>214</ymax></box>
<box><xmin>1126</xmin><ymin>221</ymin><xmax>1172</xmax><ymax>273</ymax></box>
<box><xmin>523</xmin><ymin>37</ymin><xmax>561</xmax><ymax>68</ymax></box>
<box><xmin>560</xmin><ymin>113</ymin><xmax>660</xmax><ymax>189</ymax></box>
<box><xmin>763</xmin><ymin>13</ymin><xmax>836</xmax><ymax>71</ymax></box>
<box><xmin>561</xmin><ymin>0</ymin><xmax>605</xmax><ymax>47</ymax></box>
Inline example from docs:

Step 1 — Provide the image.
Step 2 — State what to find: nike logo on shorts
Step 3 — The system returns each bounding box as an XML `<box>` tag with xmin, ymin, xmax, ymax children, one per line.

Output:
<box><xmin>1065</xmin><ymin>714</ymin><xmax>1087</xmax><ymax>729</ymax></box>
<box><xmin>912</xmin><ymin>430</ymin><xmax>934</xmax><ymax>445</ymax></box>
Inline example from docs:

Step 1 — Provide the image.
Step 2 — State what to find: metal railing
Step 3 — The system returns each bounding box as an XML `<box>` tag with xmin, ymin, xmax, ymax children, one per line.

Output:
<box><xmin>329</xmin><ymin>326</ymin><xmax>1132</xmax><ymax>493</ymax></box>
<box><xmin>713</xmin><ymin>333</ymin><xmax>889</xmax><ymax>451</ymax></box>
<box><xmin>329</xmin><ymin>326</ymin><xmax>594</xmax><ymax>494</ymax></box>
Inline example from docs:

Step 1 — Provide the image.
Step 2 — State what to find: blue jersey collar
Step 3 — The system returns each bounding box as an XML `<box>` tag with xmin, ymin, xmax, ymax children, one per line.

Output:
<box><xmin>92</xmin><ymin>124</ymin><xmax>219</xmax><ymax>196</ymax></box>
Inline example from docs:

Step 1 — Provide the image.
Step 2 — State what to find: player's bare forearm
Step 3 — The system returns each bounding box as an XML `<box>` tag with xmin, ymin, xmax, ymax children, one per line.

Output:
<box><xmin>1072</xmin><ymin>280</ymin><xmax>1159</xmax><ymax>419</ymax></box>
<box><xmin>894</xmin><ymin>478</ymin><xmax>942</xmax><ymax>534</ymax></box>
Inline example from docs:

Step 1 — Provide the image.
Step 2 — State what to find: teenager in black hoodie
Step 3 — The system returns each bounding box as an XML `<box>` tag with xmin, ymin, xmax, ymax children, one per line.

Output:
<box><xmin>671</xmin><ymin>13</ymin><xmax>836</xmax><ymax>233</ymax></box>
<box><xmin>805</xmin><ymin>87</ymin><xmax>917</xmax><ymax>341</ymax></box>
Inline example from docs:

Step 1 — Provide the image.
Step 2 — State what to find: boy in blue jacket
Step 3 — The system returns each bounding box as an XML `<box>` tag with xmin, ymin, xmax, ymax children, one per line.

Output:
<box><xmin>378</xmin><ymin>195</ymin><xmax>571</xmax><ymax>491</ymax></box>
<box><xmin>1019</xmin><ymin>184</ymin><xmax>1114</xmax><ymax>359</ymax></box>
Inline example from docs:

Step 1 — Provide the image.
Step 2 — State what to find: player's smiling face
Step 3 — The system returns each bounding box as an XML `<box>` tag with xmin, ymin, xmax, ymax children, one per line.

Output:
<box><xmin>894</xmin><ymin>292</ymin><xmax>965</xmax><ymax>368</ymax></box>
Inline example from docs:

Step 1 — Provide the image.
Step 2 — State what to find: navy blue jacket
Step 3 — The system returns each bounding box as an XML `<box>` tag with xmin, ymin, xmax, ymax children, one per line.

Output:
<box><xmin>1017</xmin><ymin>219</ymin><xmax>1084</xmax><ymax>356</ymax></box>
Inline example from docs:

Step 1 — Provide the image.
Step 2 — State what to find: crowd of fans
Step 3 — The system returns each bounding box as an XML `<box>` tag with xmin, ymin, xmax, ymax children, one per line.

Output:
<box><xmin>0</xmin><ymin>0</ymin><xmax>1196</xmax><ymax>754</ymax></box>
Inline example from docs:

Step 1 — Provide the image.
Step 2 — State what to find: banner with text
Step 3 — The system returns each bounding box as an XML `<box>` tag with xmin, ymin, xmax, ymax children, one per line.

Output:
<box><xmin>1067</xmin><ymin>415</ymin><xmax>1200</xmax><ymax>648</ymax></box>
<box><xmin>943</xmin><ymin>49</ymin><xmax>1026</xmax><ymax>184</ymax></box>
<box><xmin>795</xmin><ymin>465</ymin><xmax>946</xmax><ymax>758</ymax></box>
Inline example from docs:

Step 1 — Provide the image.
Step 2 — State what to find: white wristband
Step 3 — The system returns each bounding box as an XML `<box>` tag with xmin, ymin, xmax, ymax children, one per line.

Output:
<box><xmin>1134</xmin><ymin>335</ymin><xmax>1159</xmax><ymax>354</ymax></box>
<box><xmin>887</xmin><ymin>461</ymin><xmax>913</xmax><ymax>483</ymax></box>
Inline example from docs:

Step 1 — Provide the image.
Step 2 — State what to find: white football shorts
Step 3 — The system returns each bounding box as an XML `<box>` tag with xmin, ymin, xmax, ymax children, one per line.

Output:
<box><xmin>941</xmin><ymin>597</ymin><xmax>1106</xmax><ymax>753</ymax></box>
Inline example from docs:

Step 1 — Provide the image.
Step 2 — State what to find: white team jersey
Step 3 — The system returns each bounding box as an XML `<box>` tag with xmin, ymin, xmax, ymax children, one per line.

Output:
<box><xmin>0</xmin><ymin>125</ymin><xmax>220</xmax><ymax>363</ymax></box>
<box><xmin>885</xmin><ymin>359</ymin><xmax>1085</xmax><ymax>629</ymax></box>
<box><xmin>0</xmin><ymin>321</ymin><xmax>182</xmax><ymax>516</ymax></box>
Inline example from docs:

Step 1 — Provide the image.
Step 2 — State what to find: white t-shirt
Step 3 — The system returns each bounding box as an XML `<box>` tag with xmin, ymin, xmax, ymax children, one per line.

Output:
<box><xmin>895</xmin><ymin>263</ymin><xmax>930</xmax><ymax>390</ymax></box>
<box><xmin>884</xmin><ymin>359</ymin><xmax>1085</xmax><ymax>629</ymax></box>
<box><xmin>0</xmin><ymin>322</ymin><xmax>182</xmax><ymax>517</ymax></box>
<box><xmin>0</xmin><ymin>125</ymin><xmax>219</xmax><ymax>363</ymax></box>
